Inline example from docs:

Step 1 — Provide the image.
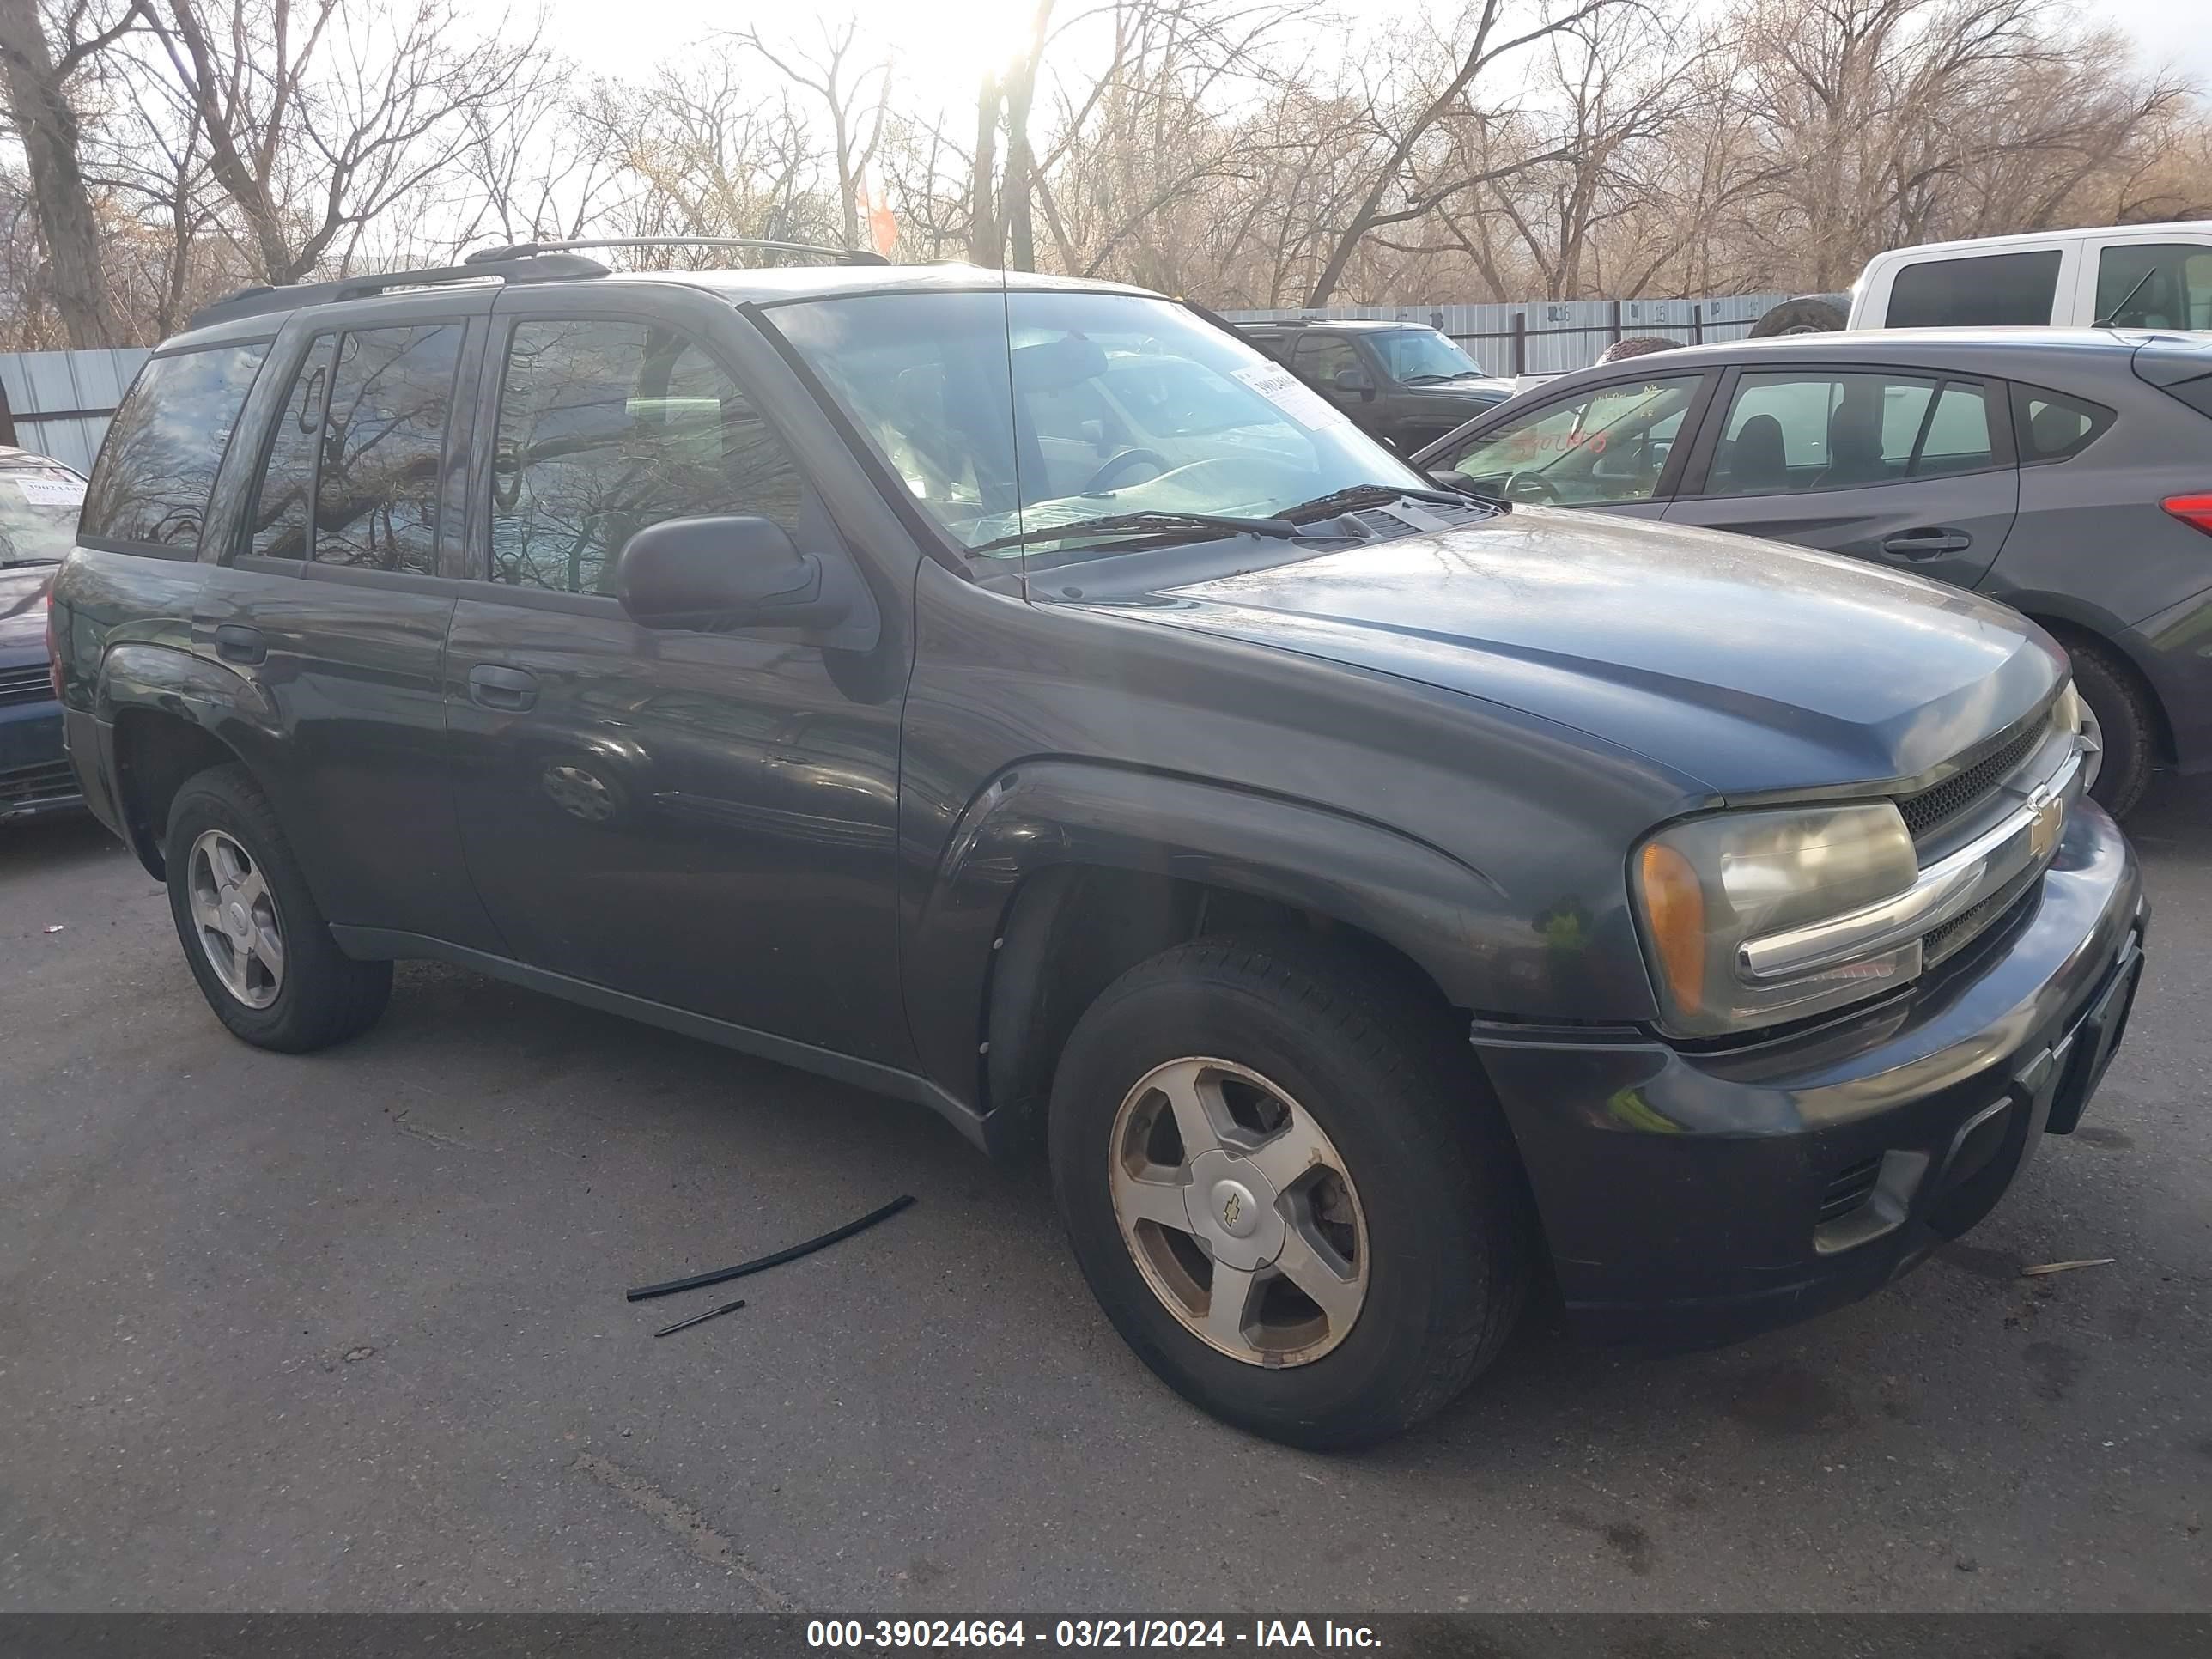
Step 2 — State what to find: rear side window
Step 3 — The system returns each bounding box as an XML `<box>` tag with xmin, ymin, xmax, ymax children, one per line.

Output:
<box><xmin>240</xmin><ymin>325</ymin><xmax>460</xmax><ymax>572</ymax></box>
<box><xmin>313</xmin><ymin>325</ymin><xmax>462</xmax><ymax>574</ymax></box>
<box><xmin>1885</xmin><ymin>251</ymin><xmax>2061</xmax><ymax>328</ymax></box>
<box><xmin>2011</xmin><ymin>385</ymin><xmax>2114</xmax><ymax>465</ymax></box>
<box><xmin>246</xmin><ymin>335</ymin><xmax>335</xmax><ymax>559</ymax></box>
<box><xmin>80</xmin><ymin>343</ymin><xmax>268</xmax><ymax>550</ymax></box>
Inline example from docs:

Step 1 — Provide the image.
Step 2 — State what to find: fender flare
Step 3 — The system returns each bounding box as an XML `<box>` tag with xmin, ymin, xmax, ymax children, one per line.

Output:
<box><xmin>900</xmin><ymin>759</ymin><xmax>1516</xmax><ymax>1118</ymax></box>
<box><xmin>94</xmin><ymin>641</ymin><xmax>283</xmax><ymax>873</ymax></box>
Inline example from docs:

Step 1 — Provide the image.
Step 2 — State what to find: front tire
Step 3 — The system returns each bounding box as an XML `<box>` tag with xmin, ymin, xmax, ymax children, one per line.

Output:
<box><xmin>1048</xmin><ymin>934</ymin><xmax>1530</xmax><ymax>1449</ymax></box>
<box><xmin>165</xmin><ymin>763</ymin><xmax>392</xmax><ymax>1052</ymax></box>
<box><xmin>2066</xmin><ymin>641</ymin><xmax>2155</xmax><ymax>819</ymax></box>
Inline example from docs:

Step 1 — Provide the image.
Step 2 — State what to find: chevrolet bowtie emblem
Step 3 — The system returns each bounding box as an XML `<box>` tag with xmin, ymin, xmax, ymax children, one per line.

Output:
<box><xmin>1222</xmin><ymin>1192</ymin><xmax>1241</xmax><ymax>1229</ymax></box>
<box><xmin>2027</xmin><ymin>785</ymin><xmax>2063</xmax><ymax>861</ymax></box>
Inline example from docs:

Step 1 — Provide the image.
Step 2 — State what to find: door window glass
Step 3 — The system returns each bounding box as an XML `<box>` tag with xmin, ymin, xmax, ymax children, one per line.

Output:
<box><xmin>1705</xmin><ymin>372</ymin><xmax>1991</xmax><ymax>495</ymax></box>
<box><xmin>2012</xmin><ymin>384</ymin><xmax>2114</xmax><ymax>464</ymax></box>
<box><xmin>1916</xmin><ymin>383</ymin><xmax>1994</xmax><ymax>477</ymax></box>
<box><xmin>1294</xmin><ymin>335</ymin><xmax>1363</xmax><ymax>388</ymax></box>
<box><xmin>1437</xmin><ymin>376</ymin><xmax>1701</xmax><ymax>505</ymax></box>
<box><xmin>312</xmin><ymin>325</ymin><xmax>461</xmax><ymax>574</ymax></box>
<box><xmin>1885</xmin><ymin>250</ymin><xmax>2061</xmax><ymax>327</ymax></box>
<box><xmin>2094</xmin><ymin>243</ymin><xmax>2212</xmax><ymax>330</ymax></box>
<box><xmin>489</xmin><ymin>319</ymin><xmax>804</xmax><ymax>594</ymax></box>
<box><xmin>246</xmin><ymin>335</ymin><xmax>335</xmax><ymax>560</ymax></box>
<box><xmin>79</xmin><ymin>343</ymin><xmax>269</xmax><ymax>550</ymax></box>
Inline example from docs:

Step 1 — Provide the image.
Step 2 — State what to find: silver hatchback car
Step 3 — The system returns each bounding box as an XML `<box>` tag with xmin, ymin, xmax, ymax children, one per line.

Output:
<box><xmin>1417</xmin><ymin>329</ymin><xmax>2212</xmax><ymax>817</ymax></box>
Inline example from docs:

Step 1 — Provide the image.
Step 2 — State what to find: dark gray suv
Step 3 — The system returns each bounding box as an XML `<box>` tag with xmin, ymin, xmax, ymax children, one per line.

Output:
<box><xmin>51</xmin><ymin>247</ymin><xmax>2145</xmax><ymax>1448</ymax></box>
<box><xmin>1418</xmin><ymin>329</ymin><xmax>2212</xmax><ymax>818</ymax></box>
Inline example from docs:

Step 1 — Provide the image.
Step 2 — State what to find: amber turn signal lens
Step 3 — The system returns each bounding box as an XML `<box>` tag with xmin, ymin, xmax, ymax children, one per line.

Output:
<box><xmin>1638</xmin><ymin>842</ymin><xmax>1705</xmax><ymax>1015</ymax></box>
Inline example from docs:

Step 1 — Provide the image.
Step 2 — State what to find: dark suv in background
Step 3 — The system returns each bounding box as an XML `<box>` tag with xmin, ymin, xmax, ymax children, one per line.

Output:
<box><xmin>51</xmin><ymin>246</ymin><xmax>2143</xmax><ymax>1448</ymax></box>
<box><xmin>1239</xmin><ymin>319</ymin><xmax>1515</xmax><ymax>453</ymax></box>
<box><xmin>1418</xmin><ymin>329</ymin><xmax>2212</xmax><ymax>819</ymax></box>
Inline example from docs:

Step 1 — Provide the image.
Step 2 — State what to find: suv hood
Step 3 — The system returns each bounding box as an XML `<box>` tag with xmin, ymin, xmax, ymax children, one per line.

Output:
<box><xmin>1100</xmin><ymin>510</ymin><xmax>2063</xmax><ymax>798</ymax></box>
<box><xmin>0</xmin><ymin>563</ymin><xmax>54</xmax><ymax>657</ymax></box>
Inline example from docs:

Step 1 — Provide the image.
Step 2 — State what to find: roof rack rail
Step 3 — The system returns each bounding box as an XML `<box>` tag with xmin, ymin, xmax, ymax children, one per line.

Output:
<box><xmin>462</xmin><ymin>235</ymin><xmax>892</xmax><ymax>269</ymax></box>
<box><xmin>186</xmin><ymin>251</ymin><xmax>611</xmax><ymax>331</ymax></box>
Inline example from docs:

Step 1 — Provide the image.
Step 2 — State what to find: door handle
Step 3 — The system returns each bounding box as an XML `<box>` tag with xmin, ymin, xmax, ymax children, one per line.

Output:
<box><xmin>213</xmin><ymin>623</ymin><xmax>265</xmax><ymax>665</ymax></box>
<box><xmin>1880</xmin><ymin>528</ymin><xmax>1972</xmax><ymax>559</ymax></box>
<box><xmin>467</xmin><ymin>663</ymin><xmax>538</xmax><ymax>711</ymax></box>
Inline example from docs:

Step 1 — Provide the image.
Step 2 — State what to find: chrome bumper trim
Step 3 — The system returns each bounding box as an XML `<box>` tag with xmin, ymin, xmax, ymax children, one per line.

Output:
<box><xmin>1739</xmin><ymin>742</ymin><xmax>2087</xmax><ymax>984</ymax></box>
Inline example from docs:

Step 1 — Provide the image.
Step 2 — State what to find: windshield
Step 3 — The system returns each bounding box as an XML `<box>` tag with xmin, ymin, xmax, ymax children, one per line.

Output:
<box><xmin>768</xmin><ymin>289</ymin><xmax>1429</xmax><ymax>566</ymax></box>
<box><xmin>0</xmin><ymin>466</ymin><xmax>84</xmax><ymax>564</ymax></box>
<box><xmin>1372</xmin><ymin>329</ymin><xmax>1484</xmax><ymax>384</ymax></box>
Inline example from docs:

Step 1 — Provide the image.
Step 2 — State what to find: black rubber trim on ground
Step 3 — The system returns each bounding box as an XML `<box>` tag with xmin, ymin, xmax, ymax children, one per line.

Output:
<box><xmin>624</xmin><ymin>1194</ymin><xmax>917</xmax><ymax>1303</ymax></box>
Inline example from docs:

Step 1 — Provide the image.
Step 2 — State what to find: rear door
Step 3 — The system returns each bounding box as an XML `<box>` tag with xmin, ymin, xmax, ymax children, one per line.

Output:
<box><xmin>1662</xmin><ymin>364</ymin><xmax>2015</xmax><ymax>589</ymax></box>
<box><xmin>202</xmin><ymin>292</ymin><xmax>500</xmax><ymax>946</ymax></box>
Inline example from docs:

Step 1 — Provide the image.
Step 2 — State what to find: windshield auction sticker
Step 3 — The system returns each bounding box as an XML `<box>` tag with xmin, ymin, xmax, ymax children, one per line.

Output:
<box><xmin>15</xmin><ymin>477</ymin><xmax>86</xmax><ymax>507</ymax></box>
<box><xmin>1231</xmin><ymin>363</ymin><xmax>1353</xmax><ymax>431</ymax></box>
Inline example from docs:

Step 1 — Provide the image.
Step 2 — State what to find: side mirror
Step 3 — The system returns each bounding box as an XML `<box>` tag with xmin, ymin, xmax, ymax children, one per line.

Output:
<box><xmin>615</xmin><ymin>515</ymin><xmax>849</xmax><ymax>633</ymax></box>
<box><xmin>1334</xmin><ymin>366</ymin><xmax>1376</xmax><ymax>400</ymax></box>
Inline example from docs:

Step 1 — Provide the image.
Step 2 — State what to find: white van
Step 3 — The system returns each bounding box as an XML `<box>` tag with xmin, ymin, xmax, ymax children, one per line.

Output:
<box><xmin>1752</xmin><ymin>222</ymin><xmax>2212</xmax><ymax>336</ymax></box>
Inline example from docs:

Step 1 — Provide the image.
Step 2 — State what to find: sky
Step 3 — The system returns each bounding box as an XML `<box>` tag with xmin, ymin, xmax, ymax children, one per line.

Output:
<box><xmin>520</xmin><ymin>0</ymin><xmax>2212</xmax><ymax>100</ymax></box>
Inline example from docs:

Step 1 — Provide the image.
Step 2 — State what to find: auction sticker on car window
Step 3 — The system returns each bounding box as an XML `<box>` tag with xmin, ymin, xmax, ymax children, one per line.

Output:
<box><xmin>15</xmin><ymin>477</ymin><xmax>85</xmax><ymax>507</ymax></box>
<box><xmin>1231</xmin><ymin>363</ymin><xmax>1352</xmax><ymax>430</ymax></box>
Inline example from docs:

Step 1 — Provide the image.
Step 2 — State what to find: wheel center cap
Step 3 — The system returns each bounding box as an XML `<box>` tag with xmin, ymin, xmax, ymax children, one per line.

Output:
<box><xmin>1182</xmin><ymin>1149</ymin><xmax>1285</xmax><ymax>1271</ymax></box>
<box><xmin>1211</xmin><ymin>1179</ymin><xmax>1258</xmax><ymax>1237</ymax></box>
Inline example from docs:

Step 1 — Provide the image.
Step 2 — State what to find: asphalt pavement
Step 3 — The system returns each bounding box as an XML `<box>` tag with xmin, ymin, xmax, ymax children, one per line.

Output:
<box><xmin>2</xmin><ymin>780</ymin><xmax>2206</xmax><ymax>1613</ymax></box>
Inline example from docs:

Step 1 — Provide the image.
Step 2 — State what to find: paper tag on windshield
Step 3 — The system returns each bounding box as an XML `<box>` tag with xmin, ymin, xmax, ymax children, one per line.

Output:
<box><xmin>1232</xmin><ymin>363</ymin><xmax>1352</xmax><ymax>431</ymax></box>
<box><xmin>15</xmin><ymin>477</ymin><xmax>85</xmax><ymax>507</ymax></box>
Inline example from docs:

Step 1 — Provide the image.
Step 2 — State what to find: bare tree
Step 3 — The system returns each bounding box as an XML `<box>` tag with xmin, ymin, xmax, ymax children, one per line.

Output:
<box><xmin>0</xmin><ymin>0</ymin><xmax>139</xmax><ymax>343</ymax></box>
<box><xmin>727</xmin><ymin>14</ymin><xmax>890</xmax><ymax>252</ymax></box>
<box><xmin>142</xmin><ymin>0</ymin><xmax>544</xmax><ymax>283</ymax></box>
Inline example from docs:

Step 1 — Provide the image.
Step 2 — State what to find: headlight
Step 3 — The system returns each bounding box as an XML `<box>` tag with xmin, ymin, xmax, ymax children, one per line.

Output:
<box><xmin>1631</xmin><ymin>802</ymin><xmax>1920</xmax><ymax>1038</ymax></box>
<box><xmin>2055</xmin><ymin>680</ymin><xmax>2087</xmax><ymax>738</ymax></box>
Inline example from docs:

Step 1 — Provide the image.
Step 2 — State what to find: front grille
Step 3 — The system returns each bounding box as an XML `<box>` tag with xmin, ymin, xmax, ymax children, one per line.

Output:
<box><xmin>0</xmin><ymin>758</ymin><xmax>76</xmax><ymax>805</ymax></box>
<box><xmin>1893</xmin><ymin>722</ymin><xmax>2042</xmax><ymax>842</ymax></box>
<box><xmin>1922</xmin><ymin>872</ymin><xmax>2040</xmax><ymax>970</ymax></box>
<box><xmin>0</xmin><ymin>662</ymin><xmax>52</xmax><ymax>706</ymax></box>
<box><xmin>1817</xmin><ymin>1154</ymin><xmax>1883</xmax><ymax>1225</ymax></box>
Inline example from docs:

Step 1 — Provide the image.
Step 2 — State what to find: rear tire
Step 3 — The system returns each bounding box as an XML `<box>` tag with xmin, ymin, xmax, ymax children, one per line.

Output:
<box><xmin>1748</xmin><ymin>296</ymin><xmax>1845</xmax><ymax>337</ymax></box>
<box><xmin>2066</xmin><ymin>641</ymin><xmax>2155</xmax><ymax>819</ymax></box>
<box><xmin>165</xmin><ymin>763</ymin><xmax>392</xmax><ymax>1052</ymax></box>
<box><xmin>1048</xmin><ymin>933</ymin><xmax>1530</xmax><ymax>1449</ymax></box>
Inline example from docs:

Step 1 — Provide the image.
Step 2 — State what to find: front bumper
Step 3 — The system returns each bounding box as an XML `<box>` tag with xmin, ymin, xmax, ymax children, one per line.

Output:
<box><xmin>1474</xmin><ymin>800</ymin><xmax>2146</xmax><ymax>1347</ymax></box>
<box><xmin>1</xmin><ymin>680</ymin><xmax>81</xmax><ymax>821</ymax></box>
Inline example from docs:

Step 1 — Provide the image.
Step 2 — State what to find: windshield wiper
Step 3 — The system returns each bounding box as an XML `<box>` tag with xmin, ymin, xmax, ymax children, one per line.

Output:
<box><xmin>1281</xmin><ymin>482</ymin><xmax>1502</xmax><ymax>520</ymax></box>
<box><xmin>967</xmin><ymin>509</ymin><xmax>1299</xmax><ymax>556</ymax></box>
<box><xmin>1401</xmin><ymin>373</ymin><xmax>1455</xmax><ymax>386</ymax></box>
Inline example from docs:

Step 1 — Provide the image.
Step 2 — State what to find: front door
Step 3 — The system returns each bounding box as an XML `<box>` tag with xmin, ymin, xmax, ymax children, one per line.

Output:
<box><xmin>1663</xmin><ymin>365</ymin><xmax>2015</xmax><ymax>590</ymax></box>
<box><xmin>441</xmin><ymin>288</ymin><xmax>909</xmax><ymax>1065</ymax></box>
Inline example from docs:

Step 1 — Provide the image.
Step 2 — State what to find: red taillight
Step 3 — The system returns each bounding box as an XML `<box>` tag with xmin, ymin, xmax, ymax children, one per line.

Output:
<box><xmin>46</xmin><ymin>589</ymin><xmax>63</xmax><ymax>703</ymax></box>
<box><xmin>2166</xmin><ymin>493</ymin><xmax>2212</xmax><ymax>538</ymax></box>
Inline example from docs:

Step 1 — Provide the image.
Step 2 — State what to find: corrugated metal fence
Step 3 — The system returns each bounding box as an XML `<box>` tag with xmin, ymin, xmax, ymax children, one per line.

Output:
<box><xmin>0</xmin><ymin>349</ymin><xmax>150</xmax><ymax>476</ymax></box>
<box><xmin>1221</xmin><ymin>293</ymin><xmax>1817</xmax><ymax>377</ymax></box>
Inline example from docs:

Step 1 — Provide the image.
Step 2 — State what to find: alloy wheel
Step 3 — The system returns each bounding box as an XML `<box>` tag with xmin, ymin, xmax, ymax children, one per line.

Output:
<box><xmin>186</xmin><ymin>828</ymin><xmax>286</xmax><ymax>1009</ymax></box>
<box><xmin>1108</xmin><ymin>1056</ymin><xmax>1369</xmax><ymax>1367</ymax></box>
